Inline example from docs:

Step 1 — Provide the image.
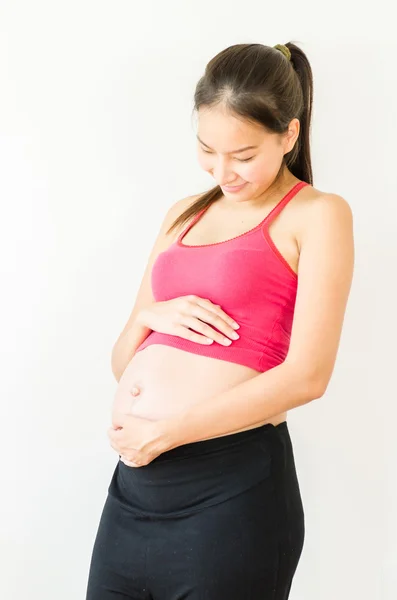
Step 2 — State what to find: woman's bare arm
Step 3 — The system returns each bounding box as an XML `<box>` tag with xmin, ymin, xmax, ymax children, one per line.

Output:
<box><xmin>160</xmin><ymin>193</ymin><xmax>355</xmax><ymax>446</ymax></box>
<box><xmin>111</xmin><ymin>194</ymin><xmax>201</xmax><ymax>381</ymax></box>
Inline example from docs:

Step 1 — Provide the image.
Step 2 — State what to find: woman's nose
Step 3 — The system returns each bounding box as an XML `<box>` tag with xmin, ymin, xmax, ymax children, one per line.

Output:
<box><xmin>213</xmin><ymin>161</ymin><xmax>235</xmax><ymax>185</ymax></box>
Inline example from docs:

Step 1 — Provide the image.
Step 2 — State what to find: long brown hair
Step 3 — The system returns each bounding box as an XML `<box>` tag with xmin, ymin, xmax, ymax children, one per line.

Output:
<box><xmin>166</xmin><ymin>41</ymin><xmax>314</xmax><ymax>236</ymax></box>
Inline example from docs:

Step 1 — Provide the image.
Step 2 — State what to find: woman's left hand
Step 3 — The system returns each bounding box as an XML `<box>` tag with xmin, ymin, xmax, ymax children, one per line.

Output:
<box><xmin>108</xmin><ymin>413</ymin><xmax>171</xmax><ymax>467</ymax></box>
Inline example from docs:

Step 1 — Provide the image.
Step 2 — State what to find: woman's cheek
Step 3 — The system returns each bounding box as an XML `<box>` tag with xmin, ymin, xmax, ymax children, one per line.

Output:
<box><xmin>243</xmin><ymin>163</ymin><xmax>270</xmax><ymax>183</ymax></box>
<box><xmin>238</xmin><ymin>164</ymin><xmax>257</xmax><ymax>180</ymax></box>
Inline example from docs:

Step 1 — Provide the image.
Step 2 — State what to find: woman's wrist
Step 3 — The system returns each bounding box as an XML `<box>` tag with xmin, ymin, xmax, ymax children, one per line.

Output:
<box><xmin>137</xmin><ymin>302</ymin><xmax>156</xmax><ymax>329</ymax></box>
<box><xmin>154</xmin><ymin>414</ymin><xmax>185</xmax><ymax>453</ymax></box>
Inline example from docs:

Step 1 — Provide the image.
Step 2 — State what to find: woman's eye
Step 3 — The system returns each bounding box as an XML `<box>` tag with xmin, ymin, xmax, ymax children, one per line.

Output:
<box><xmin>201</xmin><ymin>149</ymin><xmax>254</xmax><ymax>163</ymax></box>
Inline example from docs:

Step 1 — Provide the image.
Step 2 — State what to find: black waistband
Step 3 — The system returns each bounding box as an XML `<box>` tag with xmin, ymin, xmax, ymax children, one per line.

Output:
<box><xmin>108</xmin><ymin>421</ymin><xmax>289</xmax><ymax>519</ymax></box>
<box><xmin>154</xmin><ymin>420</ymin><xmax>288</xmax><ymax>463</ymax></box>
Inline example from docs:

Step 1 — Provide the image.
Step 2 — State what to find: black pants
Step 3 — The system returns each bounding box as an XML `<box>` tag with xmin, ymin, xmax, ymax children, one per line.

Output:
<box><xmin>85</xmin><ymin>421</ymin><xmax>305</xmax><ymax>599</ymax></box>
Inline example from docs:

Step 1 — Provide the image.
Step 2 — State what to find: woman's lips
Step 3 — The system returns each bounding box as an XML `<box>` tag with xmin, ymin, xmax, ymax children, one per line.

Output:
<box><xmin>221</xmin><ymin>182</ymin><xmax>247</xmax><ymax>192</ymax></box>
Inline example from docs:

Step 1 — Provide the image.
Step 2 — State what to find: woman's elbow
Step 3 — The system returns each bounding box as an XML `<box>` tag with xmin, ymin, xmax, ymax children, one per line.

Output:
<box><xmin>285</xmin><ymin>358</ymin><xmax>331</xmax><ymax>401</ymax></box>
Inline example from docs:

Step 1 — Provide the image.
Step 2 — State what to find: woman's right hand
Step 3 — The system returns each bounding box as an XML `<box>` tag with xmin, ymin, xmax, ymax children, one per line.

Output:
<box><xmin>138</xmin><ymin>296</ymin><xmax>240</xmax><ymax>346</ymax></box>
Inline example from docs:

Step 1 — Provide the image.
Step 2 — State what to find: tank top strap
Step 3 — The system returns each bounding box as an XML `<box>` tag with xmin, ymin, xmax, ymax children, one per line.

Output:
<box><xmin>262</xmin><ymin>181</ymin><xmax>309</xmax><ymax>228</ymax></box>
<box><xmin>177</xmin><ymin>207</ymin><xmax>208</xmax><ymax>244</ymax></box>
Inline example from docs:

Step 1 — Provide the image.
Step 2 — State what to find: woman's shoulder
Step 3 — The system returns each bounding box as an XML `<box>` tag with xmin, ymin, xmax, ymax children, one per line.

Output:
<box><xmin>295</xmin><ymin>183</ymin><xmax>351</xmax><ymax>211</ymax></box>
<box><xmin>304</xmin><ymin>185</ymin><xmax>353</xmax><ymax>223</ymax></box>
<box><xmin>295</xmin><ymin>184</ymin><xmax>354</xmax><ymax>246</ymax></box>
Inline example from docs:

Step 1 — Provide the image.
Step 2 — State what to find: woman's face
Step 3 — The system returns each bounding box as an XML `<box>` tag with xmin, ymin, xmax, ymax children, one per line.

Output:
<box><xmin>196</xmin><ymin>105</ymin><xmax>298</xmax><ymax>203</ymax></box>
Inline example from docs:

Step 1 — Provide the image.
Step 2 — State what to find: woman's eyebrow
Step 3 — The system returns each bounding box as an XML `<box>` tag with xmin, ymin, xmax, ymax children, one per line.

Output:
<box><xmin>196</xmin><ymin>135</ymin><xmax>259</xmax><ymax>154</ymax></box>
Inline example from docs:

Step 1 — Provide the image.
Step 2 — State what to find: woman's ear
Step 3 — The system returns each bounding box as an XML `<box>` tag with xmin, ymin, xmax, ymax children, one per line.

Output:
<box><xmin>284</xmin><ymin>118</ymin><xmax>300</xmax><ymax>153</ymax></box>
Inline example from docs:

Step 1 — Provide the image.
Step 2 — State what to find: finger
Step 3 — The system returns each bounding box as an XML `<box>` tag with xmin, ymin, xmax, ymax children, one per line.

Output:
<box><xmin>192</xmin><ymin>304</ymin><xmax>240</xmax><ymax>340</ymax></box>
<box><xmin>121</xmin><ymin>457</ymin><xmax>140</xmax><ymax>467</ymax></box>
<box><xmin>111</xmin><ymin>413</ymin><xmax>126</xmax><ymax>429</ymax></box>
<box><xmin>108</xmin><ymin>435</ymin><xmax>122</xmax><ymax>450</ymax></box>
<box><xmin>200</xmin><ymin>299</ymin><xmax>240</xmax><ymax>330</ymax></box>
<box><xmin>110</xmin><ymin>443</ymin><xmax>120</xmax><ymax>453</ymax></box>
<box><xmin>108</xmin><ymin>427</ymin><xmax>123</xmax><ymax>443</ymax></box>
<box><xmin>180</xmin><ymin>316</ymin><xmax>232</xmax><ymax>346</ymax></box>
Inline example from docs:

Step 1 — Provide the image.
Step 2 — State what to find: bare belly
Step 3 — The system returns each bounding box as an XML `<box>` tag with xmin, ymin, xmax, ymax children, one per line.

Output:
<box><xmin>112</xmin><ymin>344</ymin><xmax>287</xmax><ymax>438</ymax></box>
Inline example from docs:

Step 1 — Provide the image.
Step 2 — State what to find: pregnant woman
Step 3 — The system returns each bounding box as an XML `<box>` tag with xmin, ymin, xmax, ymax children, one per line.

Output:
<box><xmin>86</xmin><ymin>42</ymin><xmax>354</xmax><ymax>599</ymax></box>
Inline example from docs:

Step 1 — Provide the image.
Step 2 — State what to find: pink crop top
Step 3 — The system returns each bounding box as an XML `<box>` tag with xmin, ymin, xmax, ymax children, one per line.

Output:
<box><xmin>134</xmin><ymin>180</ymin><xmax>310</xmax><ymax>372</ymax></box>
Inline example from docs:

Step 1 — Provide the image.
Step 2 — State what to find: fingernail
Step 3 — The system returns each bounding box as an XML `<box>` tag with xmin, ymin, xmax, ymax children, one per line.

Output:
<box><xmin>232</xmin><ymin>322</ymin><xmax>240</xmax><ymax>329</ymax></box>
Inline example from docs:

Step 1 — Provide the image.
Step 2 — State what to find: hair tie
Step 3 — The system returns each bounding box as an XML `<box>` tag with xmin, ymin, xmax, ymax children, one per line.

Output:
<box><xmin>274</xmin><ymin>44</ymin><xmax>291</xmax><ymax>62</ymax></box>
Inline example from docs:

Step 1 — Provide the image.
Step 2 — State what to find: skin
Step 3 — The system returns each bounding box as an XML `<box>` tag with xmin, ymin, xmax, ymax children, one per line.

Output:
<box><xmin>195</xmin><ymin>104</ymin><xmax>300</xmax><ymax>209</ymax></box>
<box><xmin>108</xmin><ymin>104</ymin><xmax>354</xmax><ymax>467</ymax></box>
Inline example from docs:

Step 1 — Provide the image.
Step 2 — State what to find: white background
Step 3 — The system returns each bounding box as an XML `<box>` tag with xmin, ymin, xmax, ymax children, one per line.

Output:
<box><xmin>0</xmin><ymin>1</ymin><xmax>395</xmax><ymax>598</ymax></box>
